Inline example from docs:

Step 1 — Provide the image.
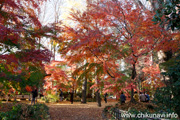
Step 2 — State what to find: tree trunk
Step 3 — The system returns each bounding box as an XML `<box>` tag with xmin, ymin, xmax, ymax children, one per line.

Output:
<box><xmin>96</xmin><ymin>90</ymin><xmax>101</xmax><ymax>107</ymax></box>
<box><xmin>131</xmin><ymin>63</ymin><xmax>136</xmax><ymax>80</ymax></box>
<box><xmin>130</xmin><ymin>63</ymin><xmax>136</xmax><ymax>103</ymax></box>
<box><xmin>81</xmin><ymin>76</ymin><xmax>87</xmax><ymax>103</ymax></box>
<box><xmin>53</xmin><ymin>43</ymin><xmax>56</xmax><ymax>60</ymax></box>
<box><xmin>92</xmin><ymin>89</ymin><xmax>95</xmax><ymax>98</ymax></box>
<box><xmin>130</xmin><ymin>85</ymin><xmax>134</xmax><ymax>102</ymax></box>
<box><xmin>6</xmin><ymin>94</ymin><xmax>9</xmax><ymax>102</ymax></box>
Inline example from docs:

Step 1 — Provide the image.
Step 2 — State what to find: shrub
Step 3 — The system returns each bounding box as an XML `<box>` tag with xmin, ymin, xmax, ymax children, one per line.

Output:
<box><xmin>0</xmin><ymin>103</ymin><xmax>50</xmax><ymax>120</ymax></box>
<box><xmin>44</xmin><ymin>93</ymin><xmax>59</xmax><ymax>103</ymax></box>
<box><xmin>103</xmin><ymin>105</ymin><xmax>113</xmax><ymax>113</ymax></box>
<box><xmin>25</xmin><ymin>103</ymin><xmax>50</xmax><ymax>119</ymax></box>
<box><xmin>0</xmin><ymin>104</ymin><xmax>22</xmax><ymax>120</ymax></box>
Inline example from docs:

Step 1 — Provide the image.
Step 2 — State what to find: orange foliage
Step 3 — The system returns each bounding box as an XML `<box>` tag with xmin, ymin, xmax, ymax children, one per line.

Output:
<box><xmin>44</xmin><ymin>60</ymin><xmax>70</xmax><ymax>91</ymax></box>
<box><xmin>142</xmin><ymin>63</ymin><xmax>165</xmax><ymax>90</ymax></box>
<box><xmin>59</xmin><ymin>0</ymin><xmax>179</xmax><ymax>95</ymax></box>
<box><xmin>25</xmin><ymin>85</ymin><xmax>32</xmax><ymax>92</ymax></box>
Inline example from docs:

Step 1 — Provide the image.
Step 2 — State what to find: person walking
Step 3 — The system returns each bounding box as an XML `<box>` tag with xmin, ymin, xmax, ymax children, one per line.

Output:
<box><xmin>120</xmin><ymin>92</ymin><xmax>126</xmax><ymax>105</ymax></box>
<box><xmin>31</xmin><ymin>89</ymin><xmax>38</xmax><ymax>105</ymax></box>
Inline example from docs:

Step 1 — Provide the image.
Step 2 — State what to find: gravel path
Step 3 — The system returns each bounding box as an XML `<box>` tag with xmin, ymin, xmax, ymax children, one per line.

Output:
<box><xmin>47</xmin><ymin>101</ymin><xmax>117</xmax><ymax>120</ymax></box>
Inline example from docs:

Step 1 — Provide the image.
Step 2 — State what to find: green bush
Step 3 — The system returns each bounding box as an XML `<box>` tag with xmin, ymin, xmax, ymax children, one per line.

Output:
<box><xmin>0</xmin><ymin>104</ymin><xmax>22</xmax><ymax>120</ymax></box>
<box><xmin>103</xmin><ymin>105</ymin><xmax>113</xmax><ymax>113</ymax></box>
<box><xmin>0</xmin><ymin>103</ymin><xmax>50</xmax><ymax>120</ymax></box>
<box><xmin>41</xmin><ymin>96</ymin><xmax>45</xmax><ymax>101</ymax></box>
<box><xmin>25</xmin><ymin>103</ymin><xmax>50</xmax><ymax>120</ymax></box>
<box><xmin>44</xmin><ymin>93</ymin><xmax>59</xmax><ymax>103</ymax></box>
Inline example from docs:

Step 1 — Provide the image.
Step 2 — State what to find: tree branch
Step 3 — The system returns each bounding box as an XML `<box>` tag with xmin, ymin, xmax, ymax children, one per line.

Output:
<box><xmin>106</xmin><ymin>69</ymin><xmax>115</xmax><ymax>78</ymax></box>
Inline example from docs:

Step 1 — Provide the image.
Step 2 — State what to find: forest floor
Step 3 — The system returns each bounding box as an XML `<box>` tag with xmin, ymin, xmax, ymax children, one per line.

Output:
<box><xmin>0</xmin><ymin>99</ymin><xmax>118</xmax><ymax>120</ymax></box>
<box><xmin>47</xmin><ymin>101</ymin><xmax>117</xmax><ymax>120</ymax></box>
<box><xmin>0</xmin><ymin>97</ymin><xmax>159</xmax><ymax>120</ymax></box>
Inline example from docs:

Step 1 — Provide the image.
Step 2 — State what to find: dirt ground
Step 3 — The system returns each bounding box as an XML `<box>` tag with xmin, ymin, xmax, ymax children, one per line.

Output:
<box><xmin>47</xmin><ymin>101</ymin><xmax>117</xmax><ymax>120</ymax></box>
<box><xmin>0</xmin><ymin>99</ymin><xmax>118</xmax><ymax>120</ymax></box>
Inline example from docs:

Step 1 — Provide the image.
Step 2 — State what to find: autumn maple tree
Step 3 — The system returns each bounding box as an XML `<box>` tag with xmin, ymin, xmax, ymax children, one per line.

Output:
<box><xmin>44</xmin><ymin>61</ymin><xmax>68</xmax><ymax>92</ymax></box>
<box><xmin>0</xmin><ymin>0</ymin><xmax>57</xmax><ymax>95</ymax></box>
<box><xmin>58</xmin><ymin>0</ymin><xmax>179</xmax><ymax>103</ymax></box>
<box><xmin>0</xmin><ymin>0</ymin><xmax>179</xmax><ymax>114</ymax></box>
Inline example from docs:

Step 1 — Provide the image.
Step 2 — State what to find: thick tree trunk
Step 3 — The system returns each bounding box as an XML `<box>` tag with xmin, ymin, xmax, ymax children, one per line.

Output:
<box><xmin>131</xmin><ymin>63</ymin><xmax>136</xmax><ymax>80</ymax></box>
<box><xmin>131</xmin><ymin>63</ymin><xmax>136</xmax><ymax>103</ymax></box>
<box><xmin>94</xmin><ymin>64</ymin><xmax>101</xmax><ymax>107</ymax></box>
<box><xmin>130</xmin><ymin>85</ymin><xmax>134</xmax><ymax>103</ymax></box>
<box><xmin>96</xmin><ymin>89</ymin><xmax>101</xmax><ymax>107</ymax></box>
<box><xmin>81</xmin><ymin>77</ymin><xmax>87</xmax><ymax>103</ymax></box>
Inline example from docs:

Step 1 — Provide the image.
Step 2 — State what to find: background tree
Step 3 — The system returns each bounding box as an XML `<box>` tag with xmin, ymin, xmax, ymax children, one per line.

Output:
<box><xmin>58</xmin><ymin>0</ymin><xmax>174</xmax><ymax>103</ymax></box>
<box><xmin>150</xmin><ymin>0</ymin><xmax>180</xmax><ymax>31</ymax></box>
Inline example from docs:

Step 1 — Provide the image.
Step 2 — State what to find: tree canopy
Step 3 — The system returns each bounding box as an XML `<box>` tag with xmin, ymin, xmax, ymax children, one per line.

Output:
<box><xmin>0</xmin><ymin>0</ymin><xmax>57</xmax><ymax>93</ymax></box>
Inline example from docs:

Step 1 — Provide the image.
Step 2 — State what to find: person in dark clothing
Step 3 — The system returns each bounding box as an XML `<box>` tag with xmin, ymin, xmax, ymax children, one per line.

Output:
<box><xmin>145</xmin><ymin>93</ymin><xmax>150</xmax><ymax>102</ymax></box>
<box><xmin>104</xmin><ymin>93</ymin><xmax>108</xmax><ymax>103</ymax></box>
<box><xmin>120</xmin><ymin>92</ymin><xmax>126</xmax><ymax>105</ymax></box>
<box><xmin>70</xmin><ymin>90</ymin><xmax>74</xmax><ymax>104</ymax></box>
<box><xmin>31</xmin><ymin>89</ymin><xmax>38</xmax><ymax>105</ymax></box>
